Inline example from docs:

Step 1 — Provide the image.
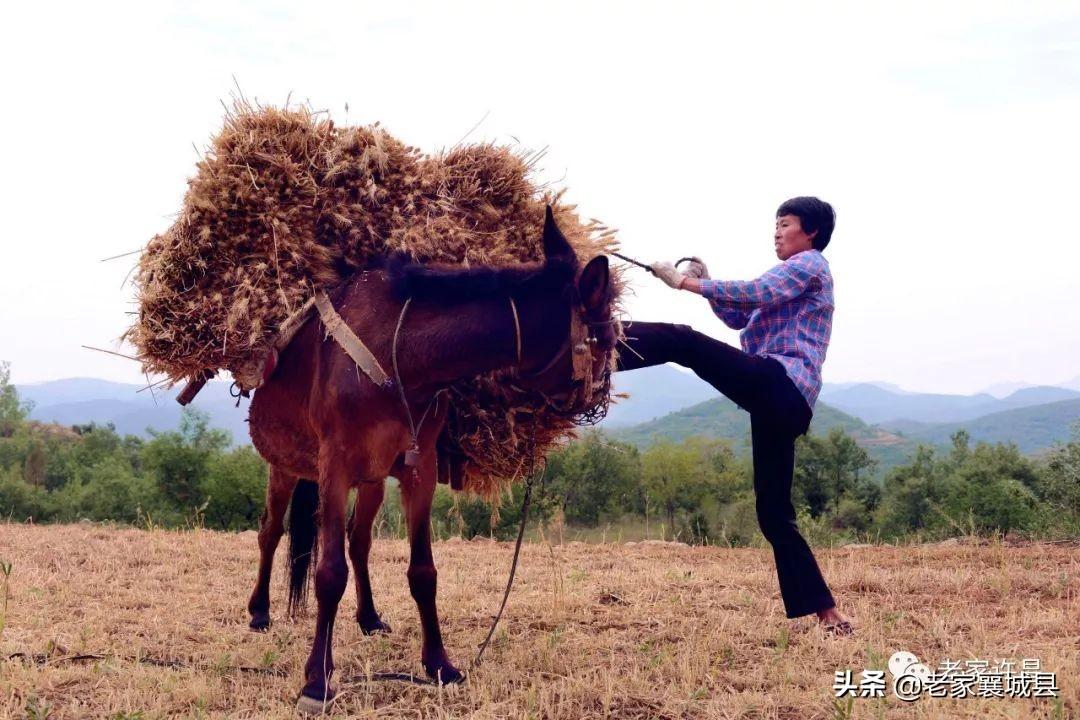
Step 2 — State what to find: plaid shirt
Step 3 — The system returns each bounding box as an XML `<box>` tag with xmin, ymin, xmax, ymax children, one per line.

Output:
<box><xmin>698</xmin><ymin>249</ymin><xmax>833</xmax><ymax>409</ymax></box>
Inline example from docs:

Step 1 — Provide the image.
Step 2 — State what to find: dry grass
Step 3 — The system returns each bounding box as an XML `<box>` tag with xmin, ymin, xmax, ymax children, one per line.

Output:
<box><xmin>0</xmin><ymin>524</ymin><xmax>1075</xmax><ymax>719</ymax></box>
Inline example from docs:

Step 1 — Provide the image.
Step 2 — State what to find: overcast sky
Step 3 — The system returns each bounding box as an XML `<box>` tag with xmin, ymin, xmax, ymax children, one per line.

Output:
<box><xmin>2</xmin><ymin>1</ymin><xmax>1078</xmax><ymax>394</ymax></box>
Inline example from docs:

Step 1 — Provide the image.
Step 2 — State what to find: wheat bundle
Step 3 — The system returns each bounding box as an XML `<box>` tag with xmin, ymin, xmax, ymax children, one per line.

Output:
<box><xmin>126</xmin><ymin>101</ymin><xmax>621</xmax><ymax>496</ymax></box>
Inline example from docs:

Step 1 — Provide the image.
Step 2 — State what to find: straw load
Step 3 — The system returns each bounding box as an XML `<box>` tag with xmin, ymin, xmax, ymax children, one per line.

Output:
<box><xmin>126</xmin><ymin>101</ymin><xmax>622</xmax><ymax>497</ymax></box>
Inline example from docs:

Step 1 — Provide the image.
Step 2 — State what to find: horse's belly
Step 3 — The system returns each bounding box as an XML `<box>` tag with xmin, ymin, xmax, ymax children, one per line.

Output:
<box><xmin>248</xmin><ymin>384</ymin><xmax>319</xmax><ymax>478</ymax></box>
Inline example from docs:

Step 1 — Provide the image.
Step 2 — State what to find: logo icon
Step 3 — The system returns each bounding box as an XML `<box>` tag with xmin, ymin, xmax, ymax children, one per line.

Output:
<box><xmin>888</xmin><ymin>651</ymin><xmax>932</xmax><ymax>701</ymax></box>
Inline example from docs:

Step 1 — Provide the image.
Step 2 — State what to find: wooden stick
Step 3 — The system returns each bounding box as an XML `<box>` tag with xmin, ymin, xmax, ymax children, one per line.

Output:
<box><xmin>177</xmin><ymin>371</ymin><xmax>213</xmax><ymax>406</ymax></box>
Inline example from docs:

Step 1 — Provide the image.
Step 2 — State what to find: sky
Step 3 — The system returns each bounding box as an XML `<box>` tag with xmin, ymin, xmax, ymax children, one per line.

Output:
<box><xmin>2</xmin><ymin>1</ymin><xmax>1078</xmax><ymax>394</ymax></box>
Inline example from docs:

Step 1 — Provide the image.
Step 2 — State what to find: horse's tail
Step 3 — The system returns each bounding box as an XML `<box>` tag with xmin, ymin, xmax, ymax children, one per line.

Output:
<box><xmin>287</xmin><ymin>478</ymin><xmax>319</xmax><ymax>616</ymax></box>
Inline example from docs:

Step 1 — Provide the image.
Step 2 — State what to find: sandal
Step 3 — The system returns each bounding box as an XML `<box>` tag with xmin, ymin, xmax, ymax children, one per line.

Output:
<box><xmin>824</xmin><ymin>620</ymin><xmax>855</xmax><ymax>637</ymax></box>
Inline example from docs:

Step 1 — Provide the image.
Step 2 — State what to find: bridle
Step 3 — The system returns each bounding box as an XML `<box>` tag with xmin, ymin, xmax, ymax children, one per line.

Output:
<box><xmin>507</xmin><ymin>294</ymin><xmax>611</xmax><ymax>419</ymax></box>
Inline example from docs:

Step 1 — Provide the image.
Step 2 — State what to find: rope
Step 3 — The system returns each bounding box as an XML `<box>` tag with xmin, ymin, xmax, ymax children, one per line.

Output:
<box><xmin>391</xmin><ymin>298</ymin><xmax>419</xmax><ymax>444</ymax></box>
<box><xmin>473</xmin><ymin>419</ymin><xmax>540</xmax><ymax>667</ymax></box>
<box><xmin>508</xmin><ymin>297</ymin><xmax>523</xmax><ymax>366</ymax></box>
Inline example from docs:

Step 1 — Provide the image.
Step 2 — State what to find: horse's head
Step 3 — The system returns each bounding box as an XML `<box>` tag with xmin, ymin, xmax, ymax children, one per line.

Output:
<box><xmin>384</xmin><ymin>205</ymin><xmax>617</xmax><ymax>416</ymax></box>
<box><xmin>513</xmin><ymin>207</ymin><xmax>618</xmax><ymax>418</ymax></box>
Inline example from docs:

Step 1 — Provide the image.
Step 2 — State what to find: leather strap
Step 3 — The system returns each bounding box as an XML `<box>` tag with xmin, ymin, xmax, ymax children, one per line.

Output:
<box><xmin>314</xmin><ymin>291</ymin><xmax>392</xmax><ymax>389</ymax></box>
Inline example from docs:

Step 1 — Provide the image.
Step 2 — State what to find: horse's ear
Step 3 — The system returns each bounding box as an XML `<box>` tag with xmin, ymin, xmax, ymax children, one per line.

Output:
<box><xmin>542</xmin><ymin>205</ymin><xmax>574</xmax><ymax>261</ymax></box>
<box><xmin>578</xmin><ymin>255</ymin><xmax>610</xmax><ymax>311</ymax></box>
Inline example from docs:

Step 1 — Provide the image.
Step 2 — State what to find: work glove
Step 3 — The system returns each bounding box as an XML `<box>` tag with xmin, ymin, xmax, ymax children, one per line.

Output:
<box><xmin>650</xmin><ymin>261</ymin><xmax>686</xmax><ymax>290</ymax></box>
<box><xmin>683</xmin><ymin>256</ymin><xmax>710</xmax><ymax>280</ymax></box>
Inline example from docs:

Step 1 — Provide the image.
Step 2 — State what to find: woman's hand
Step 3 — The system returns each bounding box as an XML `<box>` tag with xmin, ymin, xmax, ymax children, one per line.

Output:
<box><xmin>683</xmin><ymin>256</ymin><xmax>709</xmax><ymax>280</ymax></box>
<box><xmin>650</xmin><ymin>261</ymin><xmax>687</xmax><ymax>289</ymax></box>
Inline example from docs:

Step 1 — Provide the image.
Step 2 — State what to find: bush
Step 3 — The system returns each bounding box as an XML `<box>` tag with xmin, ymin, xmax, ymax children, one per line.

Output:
<box><xmin>141</xmin><ymin>409</ymin><xmax>230</xmax><ymax>513</ymax></box>
<box><xmin>202</xmin><ymin>446</ymin><xmax>268</xmax><ymax>530</ymax></box>
<box><xmin>715</xmin><ymin>497</ymin><xmax>761</xmax><ymax>547</ymax></box>
<box><xmin>52</xmin><ymin>458</ymin><xmax>159</xmax><ymax>524</ymax></box>
<box><xmin>833</xmin><ymin>496</ymin><xmax>870</xmax><ymax>533</ymax></box>
<box><xmin>0</xmin><ymin>466</ymin><xmax>54</xmax><ymax>522</ymax></box>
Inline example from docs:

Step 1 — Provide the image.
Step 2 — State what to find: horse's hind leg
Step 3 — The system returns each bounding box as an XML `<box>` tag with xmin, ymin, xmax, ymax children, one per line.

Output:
<box><xmin>348</xmin><ymin>479</ymin><xmax>391</xmax><ymax>634</ymax></box>
<box><xmin>248</xmin><ymin>465</ymin><xmax>298</xmax><ymax>631</ymax></box>
<box><xmin>400</xmin><ymin>454</ymin><xmax>464</xmax><ymax>684</ymax></box>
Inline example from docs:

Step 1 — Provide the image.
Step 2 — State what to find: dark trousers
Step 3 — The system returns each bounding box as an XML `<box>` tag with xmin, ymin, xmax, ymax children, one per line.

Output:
<box><xmin>617</xmin><ymin>321</ymin><xmax>835</xmax><ymax>618</ymax></box>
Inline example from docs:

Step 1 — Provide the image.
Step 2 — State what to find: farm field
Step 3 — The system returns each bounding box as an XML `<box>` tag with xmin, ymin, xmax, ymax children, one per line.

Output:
<box><xmin>0</xmin><ymin>524</ymin><xmax>1075</xmax><ymax>719</ymax></box>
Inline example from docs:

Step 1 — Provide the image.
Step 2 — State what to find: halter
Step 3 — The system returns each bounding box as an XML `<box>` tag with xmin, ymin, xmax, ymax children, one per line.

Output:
<box><xmin>511</xmin><ymin>296</ymin><xmax>598</xmax><ymax>393</ymax></box>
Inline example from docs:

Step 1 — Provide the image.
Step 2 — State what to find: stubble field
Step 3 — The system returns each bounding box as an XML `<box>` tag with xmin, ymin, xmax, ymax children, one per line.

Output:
<box><xmin>0</xmin><ymin>524</ymin><xmax>1075</xmax><ymax>719</ymax></box>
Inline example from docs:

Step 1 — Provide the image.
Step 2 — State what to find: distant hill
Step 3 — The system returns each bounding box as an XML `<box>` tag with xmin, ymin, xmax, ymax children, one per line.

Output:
<box><xmin>17</xmin><ymin>375</ymin><xmax>1080</xmax><ymax>460</ymax></box>
<box><xmin>1058</xmin><ymin>375</ymin><xmax>1080</xmax><ymax>392</ymax></box>
<box><xmin>821</xmin><ymin>381</ymin><xmax>916</xmax><ymax>396</ymax></box>
<box><xmin>882</xmin><ymin>399</ymin><xmax>1080</xmax><ymax>453</ymax></box>
<box><xmin>610</xmin><ymin>397</ymin><xmax>921</xmax><ymax>472</ymax></box>
<box><xmin>17</xmin><ymin>378</ymin><xmax>252</xmax><ymax>444</ymax></box>
<box><xmin>979</xmin><ymin>381</ymin><xmax>1035</xmax><ymax>398</ymax></box>
<box><xmin>601</xmin><ymin>365</ymin><xmax>716</xmax><ymax>428</ymax></box>
<box><xmin>819</xmin><ymin>383</ymin><xmax>1080</xmax><ymax>424</ymax></box>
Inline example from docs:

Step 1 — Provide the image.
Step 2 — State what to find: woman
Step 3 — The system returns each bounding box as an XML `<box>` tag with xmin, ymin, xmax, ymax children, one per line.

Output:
<box><xmin>619</xmin><ymin>196</ymin><xmax>853</xmax><ymax>635</ymax></box>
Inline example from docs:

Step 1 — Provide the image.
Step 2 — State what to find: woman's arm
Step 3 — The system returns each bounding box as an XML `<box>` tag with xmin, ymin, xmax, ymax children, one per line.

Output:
<box><xmin>670</xmin><ymin>254</ymin><xmax>822</xmax><ymax>310</ymax></box>
<box><xmin>649</xmin><ymin>264</ymin><xmax>751</xmax><ymax>328</ymax></box>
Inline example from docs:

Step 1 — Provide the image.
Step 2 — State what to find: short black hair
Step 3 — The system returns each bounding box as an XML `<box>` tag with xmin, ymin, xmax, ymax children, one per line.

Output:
<box><xmin>777</xmin><ymin>196</ymin><xmax>835</xmax><ymax>252</ymax></box>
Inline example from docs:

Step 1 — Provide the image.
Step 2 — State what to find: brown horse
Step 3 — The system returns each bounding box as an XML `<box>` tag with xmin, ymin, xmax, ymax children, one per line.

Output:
<box><xmin>246</xmin><ymin>209</ymin><xmax>617</xmax><ymax>711</ymax></box>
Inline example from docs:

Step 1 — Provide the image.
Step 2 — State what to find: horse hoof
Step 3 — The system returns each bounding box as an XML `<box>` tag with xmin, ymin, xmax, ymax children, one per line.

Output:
<box><xmin>425</xmin><ymin>662</ymin><xmax>466</xmax><ymax>685</ymax></box>
<box><xmin>296</xmin><ymin>691</ymin><xmax>334</xmax><ymax>715</ymax></box>
<box><xmin>249</xmin><ymin>615</ymin><xmax>271</xmax><ymax>632</ymax></box>
<box><xmin>359</xmin><ymin>617</ymin><xmax>392</xmax><ymax>635</ymax></box>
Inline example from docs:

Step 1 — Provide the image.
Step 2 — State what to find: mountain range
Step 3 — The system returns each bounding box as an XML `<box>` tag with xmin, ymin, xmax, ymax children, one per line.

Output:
<box><xmin>17</xmin><ymin>378</ymin><xmax>253</xmax><ymax>444</ymax></box>
<box><xmin>609</xmin><ymin>395</ymin><xmax>919</xmax><ymax>470</ymax></box>
<box><xmin>817</xmin><ymin>382</ymin><xmax>1080</xmax><ymax>424</ymax></box>
<box><xmin>16</xmin><ymin>370</ymin><xmax>1080</xmax><ymax>464</ymax></box>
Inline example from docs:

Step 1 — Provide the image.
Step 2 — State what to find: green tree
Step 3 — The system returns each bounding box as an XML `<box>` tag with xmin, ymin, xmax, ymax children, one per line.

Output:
<box><xmin>0</xmin><ymin>362</ymin><xmax>32</xmax><ymax>438</ymax></box>
<box><xmin>794</xmin><ymin>429</ymin><xmax>876</xmax><ymax>518</ymax></box>
<box><xmin>1038</xmin><ymin>431</ymin><xmax>1080</xmax><ymax>516</ymax></box>
<box><xmin>22</xmin><ymin>438</ymin><xmax>46</xmax><ymax>486</ymax></box>
<box><xmin>823</xmin><ymin>428</ymin><xmax>876</xmax><ymax>516</ymax></box>
<box><xmin>202</xmin><ymin>446</ymin><xmax>268</xmax><ymax>530</ymax></box>
<box><xmin>875</xmin><ymin>436</ymin><xmax>1045</xmax><ymax>539</ymax></box>
<box><xmin>545</xmin><ymin>431</ymin><xmax>640</xmax><ymax>525</ymax></box>
<box><xmin>640</xmin><ymin>438</ymin><xmax>725</xmax><ymax>541</ymax></box>
<box><xmin>141</xmin><ymin>408</ymin><xmax>230</xmax><ymax>513</ymax></box>
<box><xmin>793</xmin><ymin>434</ymin><xmax>832</xmax><ymax>517</ymax></box>
<box><xmin>0</xmin><ymin>465</ymin><xmax>54</xmax><ymax>521</ymax></box>
<box><xmin>874</xmin><ymin>445</ymin><xmax>941</xmax><ymax>538</ymax></box>
<box><xmin>52</xmin><ymin>457</ymin><xmax>159</xmax><ymax>524</ymax></box>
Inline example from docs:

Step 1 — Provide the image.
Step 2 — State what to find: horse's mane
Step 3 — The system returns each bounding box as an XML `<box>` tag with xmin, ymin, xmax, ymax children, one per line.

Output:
<box><xmin>385</xmin><ymin>252</ymin><xmax>577</xmax><ymax>303</ymax></box>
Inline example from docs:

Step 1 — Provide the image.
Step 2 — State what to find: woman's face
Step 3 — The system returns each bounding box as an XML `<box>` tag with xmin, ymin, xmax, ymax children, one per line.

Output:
<box><xmin>774</xmin><ymin>214</ymin><xmax>816</xmax><ymax>260</ymax></box>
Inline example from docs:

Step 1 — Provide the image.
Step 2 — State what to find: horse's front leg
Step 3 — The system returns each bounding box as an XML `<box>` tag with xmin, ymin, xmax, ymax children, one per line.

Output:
<box><xmin>400</xmin><ymin>453</ymin><xmax>464</xmax><ymax>684</ymax></box>
<box><xmin>248</xmin><ymin>466</ymin><xmax>298</xmax><ymax>631</ymax></box>
<box><xmin>297</xmin><ymin>470</ymin><xmax>351</xmax><ymax>712</ymax></box>
<box><xmin>348</xmin><ymin>479</ymin><xmax>391</xmax><ymax>634</ymax></box>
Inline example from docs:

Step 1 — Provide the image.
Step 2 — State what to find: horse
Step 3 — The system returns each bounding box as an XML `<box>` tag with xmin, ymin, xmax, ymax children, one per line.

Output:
<box><xmin>245</xmin><ymin>208</ymin><xmax>618</xmax><ymax>711</ymax></box>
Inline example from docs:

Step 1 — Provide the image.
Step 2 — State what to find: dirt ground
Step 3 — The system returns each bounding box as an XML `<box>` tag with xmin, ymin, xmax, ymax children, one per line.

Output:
<box><xmin>0</xmin><ymin>524</ymin><xmax>1075</xmax><ymax>719</ymax></box>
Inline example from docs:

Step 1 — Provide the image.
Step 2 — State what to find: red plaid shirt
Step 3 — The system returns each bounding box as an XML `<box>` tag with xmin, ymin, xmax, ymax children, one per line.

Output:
<box><xmin>698</xmin><ymin>249</ymin><xmax>833</xmax><ymax>409</ymax></box>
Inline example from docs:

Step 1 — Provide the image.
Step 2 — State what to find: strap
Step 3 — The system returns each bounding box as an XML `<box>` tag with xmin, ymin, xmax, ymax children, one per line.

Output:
<box><xmin>392</xmin><ymin>298</ymin><xmax>418</xmax><ymax>444</ymax></box>
<box><xmin>508</xmin><ymin>297</ymin><xmax>523</xmax><ymax>366</ymax></box>
<box><xmin>313</xmin><ymin>292</ymin><xmax>392</xmax><ymax>388</ymax></box>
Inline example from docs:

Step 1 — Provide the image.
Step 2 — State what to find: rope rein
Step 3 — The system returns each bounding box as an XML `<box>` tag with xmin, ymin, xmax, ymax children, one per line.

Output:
<box><xmin>391</xmin><ymin>298</ymin><xmax>421</xmax><ymax>468</ymax></box>
<box><xmin>472</xmin><ymin>418</ymin><xmax>540</xmax><ymax>667</ymax></box>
